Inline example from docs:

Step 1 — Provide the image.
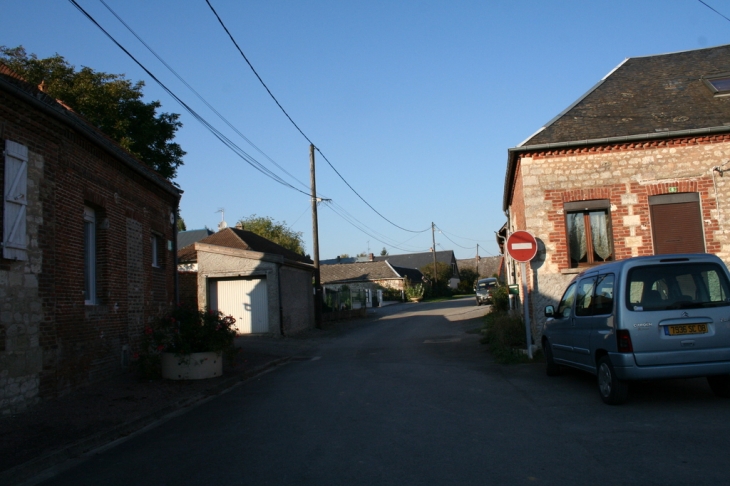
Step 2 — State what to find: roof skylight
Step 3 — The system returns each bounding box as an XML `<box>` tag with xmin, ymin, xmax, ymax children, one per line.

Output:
<box><xmin>703</xmin><ymin>73</ymin><xmax>730</xmax><ymax>96</ymax></box>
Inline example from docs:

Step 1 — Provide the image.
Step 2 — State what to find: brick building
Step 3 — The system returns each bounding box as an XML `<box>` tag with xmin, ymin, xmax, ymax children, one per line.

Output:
<box><xmin>502</xmin><ymin>44</ymin><xmax>730</xmax><ymax>341</ymax></box>
<box><xmin>0</xmin><ymin>65</ymin><xmax>181</xmax><ymax>415</ymax></box>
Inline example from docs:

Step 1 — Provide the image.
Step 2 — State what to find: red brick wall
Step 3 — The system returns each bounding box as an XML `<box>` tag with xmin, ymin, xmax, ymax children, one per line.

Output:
<box><xmin>0</xmin><ymin>85</ymin><xmax>180</xmax><ymax>401</ymax></box>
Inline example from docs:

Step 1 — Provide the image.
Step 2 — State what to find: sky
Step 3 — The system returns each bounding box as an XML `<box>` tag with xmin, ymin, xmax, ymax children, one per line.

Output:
<box><xmin>2</xmin><ymin>0</ymin><xmax>729</xmax><ymax>261</ymax></box>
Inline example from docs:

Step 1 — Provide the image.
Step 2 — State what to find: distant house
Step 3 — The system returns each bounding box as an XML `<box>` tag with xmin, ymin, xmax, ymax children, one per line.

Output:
<box><xmin>503</xmin><ymin>44</ymin><xmax>730</xmax><ymax>340</ymax></box>
<box><xmin>178</xmin><ymin>226</ymin><xmax>314</xmax><ymax>335</ymax></box>
<box><xmin>457</xmin><ymin>256</ymin><xmax>506</xmax><ymax>282</ymax></box>
<box><xmin>320</xmin><ymin>261</ymin><xmax>422</xmax><ymax>291</ymax></box>
<box><xmin>0</xmin><ymin>64</ymin><xmax>181</xmax><ymax>415</ymax></box>
<box><xmin>373</xmin><ymin>250</ymin><xmax>460</xmax><ymax>288</ymax></box>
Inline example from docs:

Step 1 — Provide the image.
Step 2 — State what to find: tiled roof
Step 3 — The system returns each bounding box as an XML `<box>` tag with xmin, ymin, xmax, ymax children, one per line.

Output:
<box><xmin>177</xmin><ymin>229</ymin><xmax>214</xmax><ymax>250</ymax></box>
<box><xmin>522</xmin><ymin>44</ymin><xmax>730</xmax><ymax>147</ymax></box>
<box><xmin>320</xmin><ymin>261</ymin><xmax>402</xmax><ymax>284</ymax></box>
<box><xmin>374</xmin><ymin>250</ymin><xmax>457</xmax><ymax>274</ymax></box>
<box><xmin>188</xmin><ymin>227</ymin><xmax>312</xmax><ymax>264</ymax></box>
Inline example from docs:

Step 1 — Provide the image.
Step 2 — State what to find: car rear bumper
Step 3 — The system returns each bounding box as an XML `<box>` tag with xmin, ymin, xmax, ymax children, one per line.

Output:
<box><xmin>609</xmin><ymin>352</ymin><xmax>730</xmax><ymax>380</ymax></box>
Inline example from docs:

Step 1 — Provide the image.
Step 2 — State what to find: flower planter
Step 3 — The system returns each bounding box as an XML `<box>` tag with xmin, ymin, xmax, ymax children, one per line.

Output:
<box><xmin>161</xmin><ymin>352</ymin><xmax>222</xmax><ymax>380</ymax></box>
<box><xmin>409</xmin><ymin>297</ymin><xmax>422</xmax><ymax>302</ymax></box>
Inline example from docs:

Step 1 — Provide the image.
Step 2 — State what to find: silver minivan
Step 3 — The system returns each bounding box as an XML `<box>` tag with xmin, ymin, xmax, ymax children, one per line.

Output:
<box><xmin>543</xmin><ymin>253</ymin><xmax>730</xmax><ymax>404</ymax></box>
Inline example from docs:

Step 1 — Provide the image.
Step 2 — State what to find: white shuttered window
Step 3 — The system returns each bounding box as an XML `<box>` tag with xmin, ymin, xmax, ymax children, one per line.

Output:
<box><xmin>3</xmin><ymin>140</ymin><xmax>28</xmax><ymax>261</ymax></box>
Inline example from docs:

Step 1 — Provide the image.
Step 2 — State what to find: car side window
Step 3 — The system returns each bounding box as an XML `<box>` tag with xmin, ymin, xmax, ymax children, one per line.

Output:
<box><xmin>575</xmin><ymin>277</ymin><xmax>596</xmax><ymax>317</ymax></box>
<box><xmin>593</xmin><ymin>274</ymin><xmax>615</xmax><ymax>315</ymax></box>
<box><xmin>557</xmin><ymin>282</ymin><xmax>577</xmax><ymax>318</ymax></box>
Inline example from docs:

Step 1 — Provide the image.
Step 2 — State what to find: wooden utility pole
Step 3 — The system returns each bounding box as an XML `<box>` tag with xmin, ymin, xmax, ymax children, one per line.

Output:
<box><xmin>431</xmin><ymin>222</ymin><xmax>437</xmax><ymax>287</ymax></box>
<box><xmin>476</xmin><ymin>244</ymin><xmax>480</xmax><ymax>277</ymax></box>
<box><xmin>310</xmin><ymin>144</ymin><xmax>322</xmax><ymax>328</ymax></box>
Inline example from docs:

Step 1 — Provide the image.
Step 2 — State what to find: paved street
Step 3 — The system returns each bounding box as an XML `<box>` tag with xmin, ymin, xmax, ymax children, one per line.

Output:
<box><xmin>35</xmin><ymin>298</ymin><xmax>730</xmax><ymax>485</ymax></box>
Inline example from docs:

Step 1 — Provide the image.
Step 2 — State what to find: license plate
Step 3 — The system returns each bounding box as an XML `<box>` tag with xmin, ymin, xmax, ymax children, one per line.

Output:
<box><xmin>665</xmin><ymin>324</ymin><xmax>708</xmax><ymax>336</ymax></box>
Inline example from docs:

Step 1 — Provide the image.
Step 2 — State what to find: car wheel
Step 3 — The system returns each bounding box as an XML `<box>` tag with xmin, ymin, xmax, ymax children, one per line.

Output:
<box><xmin>476</xmin><ymin>299</ymin><xmax>481</xmax><ymax>306</ymax></box>
<box><xmin>707</xmin><ymin>375</ymin><xmax>730</xmax><ymax>398</ymax></box>
<box><xmin>597</xmin><ymin>356</ymin><xmax>628</xmax><ymax>405</ymax></box>
<box><xmin>544</xmin><ymin>340</ymin><xmax>561</xmax><ymax>377</ymax></box>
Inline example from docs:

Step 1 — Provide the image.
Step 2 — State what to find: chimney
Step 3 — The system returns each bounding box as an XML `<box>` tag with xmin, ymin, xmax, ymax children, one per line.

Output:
<box><xmin>369</xmin><ymin>253</ymin><xmax>374</xmax><ymax>261</ymax></box>
<box><xmin>235</xmin><ymin>222</ymin><xmax>243</xmax><ymax>230</ymax></box>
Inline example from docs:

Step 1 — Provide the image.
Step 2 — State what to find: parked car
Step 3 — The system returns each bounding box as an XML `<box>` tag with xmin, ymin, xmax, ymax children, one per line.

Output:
<box><xmin>542</xmin><ymin>253</ymin><xmax>730</xmax><ymax>404</ymax></box>
<box><xmin>475</xmin><ymin>277</ymin><xmax>498</xmax><ymax>306</ymax></box>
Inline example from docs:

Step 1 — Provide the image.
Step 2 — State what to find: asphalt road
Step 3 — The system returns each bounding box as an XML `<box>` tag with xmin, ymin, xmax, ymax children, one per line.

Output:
<box><xmin>36</xmin><ymin>298</ymin><xmax>730</xmax><ymax>485</ymax></box>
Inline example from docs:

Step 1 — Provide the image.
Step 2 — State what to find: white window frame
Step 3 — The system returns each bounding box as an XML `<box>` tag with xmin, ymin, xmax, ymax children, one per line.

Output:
<box><xmin>84</xmin><ymin>206</ymin><xmax>96</xmax><ymax>305</ymax></box>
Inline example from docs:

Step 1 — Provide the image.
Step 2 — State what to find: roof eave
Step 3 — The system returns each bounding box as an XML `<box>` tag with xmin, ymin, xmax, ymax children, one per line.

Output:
<box><xmin>503</xmin><ymin>124</ymin><xmax>730</xmax><ymax>211</ymax></box>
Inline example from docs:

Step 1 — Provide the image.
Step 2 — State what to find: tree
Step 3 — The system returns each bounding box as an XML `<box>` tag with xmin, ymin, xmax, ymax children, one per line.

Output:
<box><xmin>420</xmin><ymin>261</ymin><xmax>453</xmax><ymax>284</ymax></box>
<box><xmin>338</xmin><ymin>254</ymin><xmax>350</xmax><ymax>258</ymax></box>
<box><xmin>177</xmin><ymin>216</ymin><xmax>187</xmax><ymax>232</ymax></box>
<box><xmin>0</xmin><ymin>46</ymin><xmax>185</xmax><ymax>180</ymax></box>
<box><xmin>457</xmin><ymin>268</ymin><xmax>479</xmax><ymax>293</ymax></box>
<box><xmin>380</xmin><ymin>247</ymin><xmax>388</xmax><ymax>256</ymax></box>
<box><xmin>238</xmin><ymin>215</ymin><xmax>305</xmax><ymax>255</ymax></box>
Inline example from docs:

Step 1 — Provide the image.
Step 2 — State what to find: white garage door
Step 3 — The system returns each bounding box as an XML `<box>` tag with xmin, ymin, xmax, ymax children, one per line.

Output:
<box><xmin>209</xmin><ymin>278</ymin><xmax>269</xmax><ymax>334</ymax></box>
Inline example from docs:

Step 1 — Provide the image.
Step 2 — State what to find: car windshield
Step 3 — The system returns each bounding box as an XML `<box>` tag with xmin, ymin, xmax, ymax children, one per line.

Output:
<box><xmin>627</xmin><ymin>262</ymin><xmax>730</xmax><ymax>311</ymax></box>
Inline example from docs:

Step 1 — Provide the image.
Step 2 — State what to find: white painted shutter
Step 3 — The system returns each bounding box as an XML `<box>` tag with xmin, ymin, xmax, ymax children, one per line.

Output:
<box><xmin>3</xmin><ymin>141</ymin><xmax>28</xmax><ymax>261</ymax></box>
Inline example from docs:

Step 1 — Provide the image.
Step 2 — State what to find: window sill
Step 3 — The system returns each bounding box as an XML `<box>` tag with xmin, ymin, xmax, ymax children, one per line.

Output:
<box><xmin>560</xmin><ymin>268</ymin><xmax>582</xmax><ymax>275</ymax></box>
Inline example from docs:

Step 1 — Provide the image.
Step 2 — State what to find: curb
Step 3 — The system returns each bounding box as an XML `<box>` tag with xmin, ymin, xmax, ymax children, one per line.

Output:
<box><xmin>1</xmin><ymin>356</ymin><xmax>291</xmax><ymax>486</ymax></box>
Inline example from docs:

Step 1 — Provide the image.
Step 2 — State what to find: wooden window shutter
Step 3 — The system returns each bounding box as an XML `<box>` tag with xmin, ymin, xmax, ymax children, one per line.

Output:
<box><xmin>649</xmin><ymin>194</ymin><xmax>705</xmax><ymax>255</ymax></box>
<box><xmin>3</xmin><ymin>140</ymin><xmax>28</xmax><ymax>261</ymax></box>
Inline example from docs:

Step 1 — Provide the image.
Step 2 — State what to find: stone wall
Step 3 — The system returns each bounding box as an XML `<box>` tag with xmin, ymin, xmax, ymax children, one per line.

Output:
<box><xmin>279</xmin><ymin>265</ymin><xmax>314</xmax><ymax>335</ymax></box>
<box><xmin>508</xmin><ymin>135</ymin><xmax>730</xmax><ymax>341</ymax></box>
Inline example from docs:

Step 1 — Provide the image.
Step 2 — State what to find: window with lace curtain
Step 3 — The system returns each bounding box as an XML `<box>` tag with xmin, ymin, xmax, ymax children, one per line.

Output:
<box><xmin>564</xmin><ymin>200</ymin><xmax>614</xmax><ymax>268</ymax></box>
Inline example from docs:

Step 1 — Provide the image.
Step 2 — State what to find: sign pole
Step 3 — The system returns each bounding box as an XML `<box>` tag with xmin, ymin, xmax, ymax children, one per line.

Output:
<box><xmin>520</xmin><ymin>261</ymin><xmax>532</xmax><ymax>359</ymax></box>
<box><xmin>506</xmin><ymin>230</ymin><xmax>538</xmax><ymax>360</ymax></box>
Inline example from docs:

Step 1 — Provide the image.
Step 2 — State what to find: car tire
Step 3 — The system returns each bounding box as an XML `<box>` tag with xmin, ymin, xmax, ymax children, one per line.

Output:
<box><xmin>707</xmin><ymin>375</ymin><xmax>730</xmax><ymax>398</ymax></box>
<box><xmin>597</xmin><ymin>356</ymin><xmax>628</xmax><ymax>405</ymax></box>
<box><xmin>476</xmin><ymin>299</ymin><xmax>481</xmax><ymax>306</ymax></box>
<box><xmin>544</xmin><ymin>340</ymin><xmax>561</xmax><ymax>377</ymax></box>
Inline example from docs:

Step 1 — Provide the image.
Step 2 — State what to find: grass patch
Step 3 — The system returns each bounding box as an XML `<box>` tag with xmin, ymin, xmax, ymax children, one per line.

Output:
<box><xmin>480</xmin><ymin>310</ymin><xmax>542</xmax><ymax>364</ymax></box>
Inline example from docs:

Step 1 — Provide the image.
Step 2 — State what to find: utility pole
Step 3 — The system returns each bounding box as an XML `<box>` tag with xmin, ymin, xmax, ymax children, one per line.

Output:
<box><xmin>476</xmin><ymin>244</ymin><xmax>480</xmax><ymax>277</ymax></box>
<box><xmin>310</xmin><ymin>144</ymin><xmax>322</xmax><ymax>328</ymax></box>
<box><xmin>431</xmin><ymin>222</ymin><xmax>437</xmax><ymax>288</ymax></box>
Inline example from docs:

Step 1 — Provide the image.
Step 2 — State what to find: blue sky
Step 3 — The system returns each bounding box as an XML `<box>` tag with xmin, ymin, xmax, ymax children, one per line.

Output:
<box><xmin>2</xmin><ymin>1</ymin><xmax>728</xmax><ymax>260</ymax></box>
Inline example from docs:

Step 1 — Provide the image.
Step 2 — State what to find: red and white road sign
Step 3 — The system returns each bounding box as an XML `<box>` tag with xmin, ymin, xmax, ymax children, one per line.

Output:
<box><xmin>507</xmin><ymin>231</ymin><xmax>537</xmax><ymax>262</ymax></box>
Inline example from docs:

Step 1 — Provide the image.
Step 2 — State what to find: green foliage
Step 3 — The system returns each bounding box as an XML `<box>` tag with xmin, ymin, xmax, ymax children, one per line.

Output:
<box><xmin>0</xmin><ymin>46</ymin><xmax>185</xmax><ymax>180</ymax></box>
<box><xmin>491</xmin><ymin>284</ymin><xmax>510</xmax><ymax>312</ymax></box>
<box><xmin>134</xmin><ymin>305</ymin><xmax>237</xmax><ymax>379</ymax></box>
<box><xmin>238</xmin><ymin>214</ymin><xmax>305</xmax><ymax>255</ymax></box>
<box><xmin>458</xmin><ymin>268</ymin><xmax>478</xmax><ymax>293</ymax></box>
<box><xmin>380</xmin><ymin>247</ymin><xmax>388</xmax><ymax>256</ymax></box>
<box><xmin>480</xmin><ymin>310</ymin><xmax>530</xmax><ymax>364</ymax></box>
<box><xmin>404</xmin><ymin>278</ymin><xmax>424</xmax><ymax>300</ymax></box>
<box><xmin>420</xmin><ymin>261</ymin><xmax>453</xmax><ymax>283</ymax></box>
<box><xmin>177</xmin><ymin>216</ymin><xmax>187</xmax><ymax>232</ymax></box>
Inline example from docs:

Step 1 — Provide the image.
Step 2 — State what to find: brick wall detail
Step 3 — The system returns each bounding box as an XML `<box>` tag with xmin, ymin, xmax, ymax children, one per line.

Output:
<box><xmin>0</xmin><ymin>85</ymin><xmax>179</xmax><ymax>415</ymax></box>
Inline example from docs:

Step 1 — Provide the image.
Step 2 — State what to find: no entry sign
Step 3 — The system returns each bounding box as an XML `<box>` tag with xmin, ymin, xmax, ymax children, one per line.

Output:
<box><xmin>507</xmin><ymin>231</ymin><xmax>537</xmax><ymax>262</ymax></box>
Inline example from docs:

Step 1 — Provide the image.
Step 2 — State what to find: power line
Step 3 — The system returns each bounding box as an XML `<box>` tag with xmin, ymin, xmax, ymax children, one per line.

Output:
<box><xmin>698</xmin><ymin>0</ymin><xmax>730</xmax><ymax>23</ymax></box>
<box><xmin>99</xmin><ymin>0</ymin><xmax>311</xmax><ymax>193</ymax></box>
<box><xmin>68</xmin><ymin>0</ymin><xmax>312</xmax><ymax>197</ymax></box>
<box><xmin>205</xmin><ymin>0</ymin><xmax>430</xmax><ymax>234</ymax></box>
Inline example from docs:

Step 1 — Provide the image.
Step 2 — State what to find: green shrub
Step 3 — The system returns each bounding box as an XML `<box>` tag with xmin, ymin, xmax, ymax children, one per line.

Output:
<box><xmin>491</xmin><ymin>285</ymin><xmax>510</xmax><ymax>312</ymax></box>
<box><xmin>480</xmin><ymin>310</ymin><xmax>530</xmax><ymax>364</ymax></box>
